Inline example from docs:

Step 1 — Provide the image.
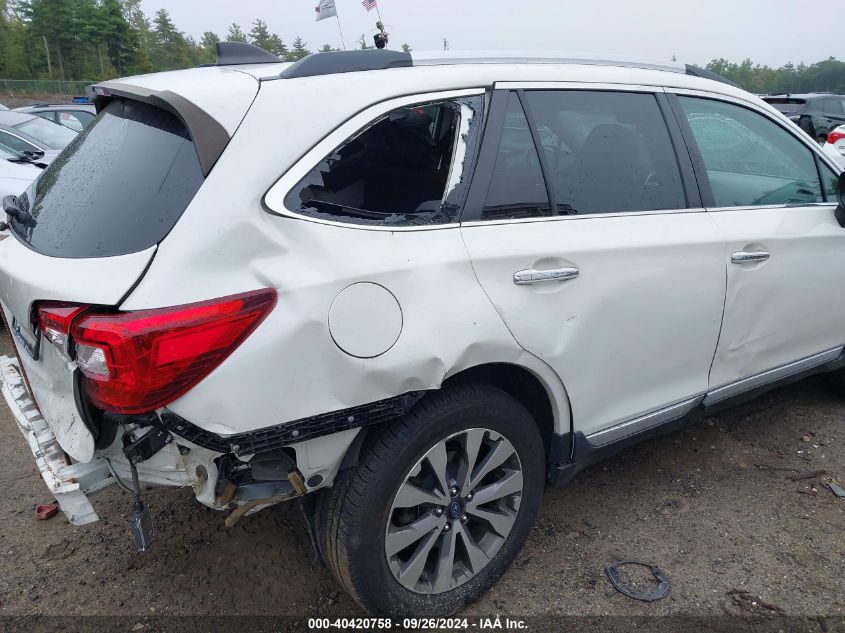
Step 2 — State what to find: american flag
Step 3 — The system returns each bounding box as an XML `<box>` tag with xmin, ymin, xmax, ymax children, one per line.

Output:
<box><xmin>362</xmin><ymin>0</ymin><xmax>378</xmax><ymax>11</ymax></box>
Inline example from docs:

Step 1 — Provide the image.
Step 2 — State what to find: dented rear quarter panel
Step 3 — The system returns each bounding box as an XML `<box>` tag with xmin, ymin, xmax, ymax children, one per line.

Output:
<box><xmin>120</xmin><ymin>67</ymin><xmax>573</xmax><ymax>437</ymax></box>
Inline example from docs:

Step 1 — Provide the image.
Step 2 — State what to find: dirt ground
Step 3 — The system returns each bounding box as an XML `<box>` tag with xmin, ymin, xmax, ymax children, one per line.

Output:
<box><xmin>0</xmin><ymin>327</ymin><xmax>843</xmax><ymax>627</ymax></box>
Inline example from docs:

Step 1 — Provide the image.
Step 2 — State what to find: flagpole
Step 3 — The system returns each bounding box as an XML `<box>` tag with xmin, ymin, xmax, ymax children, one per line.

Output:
<box><xmin>336</xmin><ymin>15</ymin><xmax>347</xmax><ymax>50</ymax></box>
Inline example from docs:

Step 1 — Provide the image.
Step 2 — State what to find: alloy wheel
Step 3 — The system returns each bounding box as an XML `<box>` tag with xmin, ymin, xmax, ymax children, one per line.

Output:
<box><xmin>384</xmin><ymin>428</ymin><xmax>524</xmax><ymax>594</ymax></box>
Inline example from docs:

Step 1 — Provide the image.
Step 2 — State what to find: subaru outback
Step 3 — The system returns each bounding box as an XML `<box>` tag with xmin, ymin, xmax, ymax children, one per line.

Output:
<box><xmin>1</xmin><ymin>44</ymin><xmax>844</xmax><ymax>616</ymax></box>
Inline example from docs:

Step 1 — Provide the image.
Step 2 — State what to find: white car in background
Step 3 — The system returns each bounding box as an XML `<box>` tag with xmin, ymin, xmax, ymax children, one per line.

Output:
<box><xmin>0</xmin><ymin>110</ymin><xmax>77</xmax><ymax>162</ymax></box>
<box><xmin>0</xmin><ymin>146</ymin><xmax>43</xmax><ymax>199</ymax></box>
<box><xmin>822</xmin><ymin>125</ymin><xmax>845</xmax><ymax>168</ymax></box>
<box><xmin>0</xmin><ymin>44</ymin><xmax>844</xmax><ymax>616</ymax></box>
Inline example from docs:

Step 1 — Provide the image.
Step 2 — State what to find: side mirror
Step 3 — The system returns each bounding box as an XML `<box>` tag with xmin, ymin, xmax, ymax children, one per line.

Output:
<box><xmin>836</xmin><ymin>172</ymin><xmax>845</xmax><ymax>228</ymax></box>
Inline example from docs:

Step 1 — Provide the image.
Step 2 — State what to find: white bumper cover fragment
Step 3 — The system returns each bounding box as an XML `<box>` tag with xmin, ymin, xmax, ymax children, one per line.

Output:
<box><xmin>0</xmin><ymin>354</ymin><xmax>106</xmax><ymax>525</ymax></box>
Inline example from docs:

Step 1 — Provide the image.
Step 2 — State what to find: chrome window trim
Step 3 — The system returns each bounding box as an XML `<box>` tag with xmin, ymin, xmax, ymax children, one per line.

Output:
<box><xmin>495</xmin><ymin>81</ymin><xmax>667</xmax><ymax>93</ymax></box>
<box><xmin>461</xmin><ymin>207</ymin><xmax>704</xmax><ymax>228</ymax></box>
<box><xmin>705</xmin><ymin>203</ymin><xmax>837</xmax><ymax>214</ymax></box>
<box><xmin>704</xmin><ymin>346</ymin><xmax>844</xmax><ymax>406</ymax></box>
<box><xmin>264</xmin><ymin>88</ymin><xmax>485</xmax><ymax>233</ymax></box>
<box><xmin>667</xmin><ymin>87</ymin><xmax>845</xmax><ymax>180</ymax></box>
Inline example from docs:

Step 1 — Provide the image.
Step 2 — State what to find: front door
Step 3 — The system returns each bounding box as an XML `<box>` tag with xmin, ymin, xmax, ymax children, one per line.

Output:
<box><xmin>461</xmin><ymin>87</ymin><xmax>727</xmax><ymax>442</ymax></box>
<box><xmin>671</xmin><ymin>93</ymin><xmax>845</xmax><ymax>402</ymax></box>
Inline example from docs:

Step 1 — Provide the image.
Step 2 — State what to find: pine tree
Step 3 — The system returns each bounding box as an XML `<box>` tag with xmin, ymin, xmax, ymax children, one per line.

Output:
<box><xmin>226</xmin><ymin>22</ymin><xmax>247</xmax><ymax>43</ymax></box>
<box><xmin>287</xmin><ymin>36</ymin><xmax>310</xmax><ymax>61</ymax></box>
<box><xmin>249</xmin><ymin>19</ymin><xmax>286</xmax><ymax>58</ymax></box>
<box><xmin>26</xmin><ymin>0</ymin><xmax>77</xmax><ymax>79</ymax></box>
<box><xmin>100</xmin><ymin>0</ymin><xmax>133</xmax><ymax>75</ymax></box>
<box><xmin>199</xmin><ymin>31</ymin><xmax>219</xmax><ymax>64</ymax></box>
<box><xmin>149</xmin><ymin>8</ymin><xmax>191</xmax><ymax>71</ymax></box>
<box><xmin>120</xmin><ymin>0</ymin><xmax>152</xmax><ymax>74</ymax></box>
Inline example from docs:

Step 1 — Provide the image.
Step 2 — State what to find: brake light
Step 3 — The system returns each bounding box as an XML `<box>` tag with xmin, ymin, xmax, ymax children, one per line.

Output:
<box><xmin>37</xmin><ymin>289</ymin><xmax>276</xmax><ymax>415</ymax></box>
<box><xmin>828</xmin><ymin>130</ymin><xmax>845</xmax><ymax>145</ymax></box>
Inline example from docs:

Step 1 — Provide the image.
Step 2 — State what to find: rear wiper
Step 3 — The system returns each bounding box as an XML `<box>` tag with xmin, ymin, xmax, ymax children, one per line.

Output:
<box><xmin>3</xmin><ymin>194</ymin><xmax>36</xmax><ymax>227</ymax></box>
<box><xmin>7</xmin><ymin>150</ymin><xmax>47</xmax><ymax>169</ymax></box>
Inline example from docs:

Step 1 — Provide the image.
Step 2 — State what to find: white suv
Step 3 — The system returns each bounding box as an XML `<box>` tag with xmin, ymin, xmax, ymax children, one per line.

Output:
<box><xmin>1</xmin><ymin>44</ymin><xmax>844</xmax><ymax>616</ymax></box>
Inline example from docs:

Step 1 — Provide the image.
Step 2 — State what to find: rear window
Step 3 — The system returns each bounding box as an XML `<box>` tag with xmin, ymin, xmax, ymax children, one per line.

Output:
<box><xmin>11</xmin><ymin>99</ymin><xmax>203</xmax><ymax>258</ymax></box>
<box><xmin>763</xmin><ymin>98</ymin><xmax>807</xmax><ymax>115</ymax></box>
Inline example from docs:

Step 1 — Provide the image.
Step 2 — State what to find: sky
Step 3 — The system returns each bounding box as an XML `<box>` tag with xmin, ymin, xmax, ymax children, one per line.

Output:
<box><xmin>139</xmin><ymin>0</ymin><xmax>842</xmax><ymax>68</ymax></box>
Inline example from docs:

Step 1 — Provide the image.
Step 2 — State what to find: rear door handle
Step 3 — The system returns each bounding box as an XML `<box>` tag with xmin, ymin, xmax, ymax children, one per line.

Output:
<box><xmin>731</xmin><ymin>251</ymin><xmax>770</xmax><ymax>264</ymax></box>
<box><xmin>513</xmin><ymin>267</ymin><xmax>579</xmax><ymax>285</ymax></box>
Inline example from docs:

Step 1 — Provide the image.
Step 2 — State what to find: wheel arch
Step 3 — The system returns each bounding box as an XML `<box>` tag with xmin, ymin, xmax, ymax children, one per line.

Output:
<box><xmin>441</xmin><ymin>361</ymin><xmax>569</xmax><ymax>460</ymax></box>
<box><xmin>337</xmin><ymin>360</ymin><xmax>572</xmax><ymax>474</ymax></box>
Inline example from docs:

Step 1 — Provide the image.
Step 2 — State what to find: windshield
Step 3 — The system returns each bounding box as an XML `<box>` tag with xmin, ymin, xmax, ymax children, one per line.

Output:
<box><xmin>15</xmin><ymin>115</ymin><xmax>78</xmax><ymax>149</ymax></box>
<box><xmin>10</xmin><ymin>98</ymin><xmax>204</xmax><ymax>258</ymax></box>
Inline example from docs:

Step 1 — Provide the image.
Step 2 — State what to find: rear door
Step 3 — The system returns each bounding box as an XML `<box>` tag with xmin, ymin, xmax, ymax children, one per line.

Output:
<box><xmin>670</xmin><ymin>92</ymin><xmax>845</xmax><ymax>402</ymax></box>
<box><xmin>0</xmin><ymin>98</ymin><xmax>206</xmax><ymax>461</ymax></box>
<box><xmin>460</xmin><ymin>86</ymin><xmax>727</xmax><ymax>443</ymax></box>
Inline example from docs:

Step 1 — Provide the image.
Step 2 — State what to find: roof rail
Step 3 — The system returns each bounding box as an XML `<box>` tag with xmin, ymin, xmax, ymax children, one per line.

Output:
<box><xmin>273</xmin><ymin>49</ymin><xmax>739</xmax><ymax>89</ymax></box>
<box><xmin>412</xmin><ymin>50</ymin><xmax>687</xmax><ymax>74</ymax></box>
<box><xmin>683</xmin><ymin>65</ymin><xmax>738</xmax><ymax>87</ymax></box>
<box><xmin>200</xmin><ymin>41</ymin><xmax>281</xmax><ymax>67</ymax></box>
<box><xmin>280</xmin><ymin>50</ymin><xmax>412</xmax><ymax>79</ymax></box>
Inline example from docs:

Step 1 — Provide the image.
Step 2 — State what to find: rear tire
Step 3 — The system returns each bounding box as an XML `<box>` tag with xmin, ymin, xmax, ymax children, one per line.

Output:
<box><xmin>314</xmin><ymin>384</ymin><xmax>545</xmax><ymax>616</ymax></box>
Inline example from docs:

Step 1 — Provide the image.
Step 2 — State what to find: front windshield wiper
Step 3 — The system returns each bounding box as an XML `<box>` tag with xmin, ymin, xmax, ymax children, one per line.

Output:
<box><xmin>7</xmin><ymin>150</ymin><xmax>47</xmax><ymax>169</ymax></box>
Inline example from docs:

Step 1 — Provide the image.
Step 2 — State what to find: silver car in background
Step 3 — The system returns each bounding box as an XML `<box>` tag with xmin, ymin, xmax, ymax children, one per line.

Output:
<box><xmin>0</xmin><ymin>110</ymin><xmax>77</xmax><ymax>162</ymax></box>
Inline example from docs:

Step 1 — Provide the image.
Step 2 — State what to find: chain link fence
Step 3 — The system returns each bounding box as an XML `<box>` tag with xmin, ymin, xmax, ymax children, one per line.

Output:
<box><xmin>0</xmin><ymin>78</ymin><xmax>93</xmax><ymax>96</ymax></box>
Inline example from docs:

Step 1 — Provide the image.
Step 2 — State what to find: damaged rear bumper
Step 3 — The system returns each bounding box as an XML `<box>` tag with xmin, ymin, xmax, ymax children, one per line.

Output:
<box><xmin>0</xmin><ymin>355</ymin><xmax>110</xmax><ymax>525</ymax></box>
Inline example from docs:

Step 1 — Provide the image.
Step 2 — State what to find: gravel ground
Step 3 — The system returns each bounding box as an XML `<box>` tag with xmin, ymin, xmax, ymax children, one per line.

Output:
<box><xmin>0</xmin><ymin>331</ymin><xmax>843</xmax><ymax>628</ymax></box>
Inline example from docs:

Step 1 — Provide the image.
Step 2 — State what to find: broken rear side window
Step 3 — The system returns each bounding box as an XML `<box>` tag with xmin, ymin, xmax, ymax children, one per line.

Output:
<box><xmin>285</xmin><ymin>96</ymin><xmax>483</xmax><ymax>226</ymax></box>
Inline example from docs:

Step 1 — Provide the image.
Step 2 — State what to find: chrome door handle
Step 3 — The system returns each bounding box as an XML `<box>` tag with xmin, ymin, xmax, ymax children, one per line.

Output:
<box><xmin>731</xmin><ymin>251</ymin><xmax>770</xmax><ymax>264</ymax></box>
<box><xmin>513</xmin><ymin>267</ymin><xmax>579</xmax><ymax>285</ymax></box>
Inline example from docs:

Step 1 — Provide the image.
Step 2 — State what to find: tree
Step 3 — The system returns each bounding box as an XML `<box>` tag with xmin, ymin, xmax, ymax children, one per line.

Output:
<box><xmin>120</xmin><ymin>0</ymin><xmax>152</xmax><ymax>74</ymax></box>
<box><xmin>100</xmin><ymin>0</ymin><xmax>133</xmax><ymax>75</ymax></box>
<box><xmin>199</xmin><ymin>30</ymin><xmax>219</xmax><ymax>64</ymax></box>
<box><xmin>401</xmin><ymin>43</ymin><xmax>412</xmax><ymax>53</ymax></box>
<box><xmin>149</xmin><ymin>8</ymin><xmax>191</xmax><ymax>71</ymax></box>
<box><xmin>26</xmin><ymin>0</ymin><xmax>78</xmax><ymax>79</ymax></box>
<box><xmin>226</xmin><ymin>22</ymin><xmax>247</xmax><ymax>43</ymax></box>
<box><xmin>288</xmin><ymin>36</ymin><xmax>309</xmax><ymax>61</ymax></box>
<box><xmin>358</xmin><ymin>33</ymin><xmax>372</xmax><ymax>50</ymax></box>
<box><xmin>319</xmin><ymin>43</ymin><xmax>335</xmax><ymax>52</ymax></box>
<box><xmin>249</xmin><ymin>19</ymin><xmax>286</xmax><ymax>57</ymax></box>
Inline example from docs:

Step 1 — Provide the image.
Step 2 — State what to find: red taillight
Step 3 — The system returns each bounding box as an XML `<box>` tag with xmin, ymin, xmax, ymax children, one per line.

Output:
<box><xmin>38</xmin><ymin>289</ymin><xmax>276</xmax><ymax>415</ymax></box>
<box><xmin>38</xmin><ymin>304</ymin><xmax>88</xmax><ymax>347</ymax></box>
<box><xmin>827</xmin><ymin>130</ymin><xmax>845</xmax><ymax>145</ymax></box>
